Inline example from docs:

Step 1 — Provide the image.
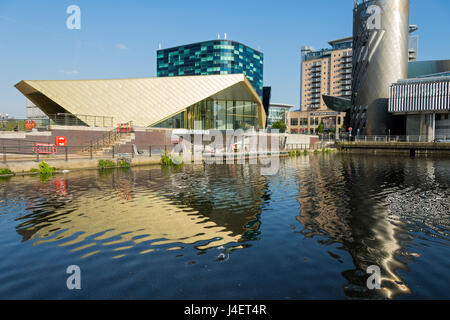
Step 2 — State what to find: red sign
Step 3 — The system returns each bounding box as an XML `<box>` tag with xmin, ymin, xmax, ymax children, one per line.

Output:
<box><xmin>55</xmin><ymin>136</ymin><xmax>67</xmax><ymax>147</ymax></box>
<box><xmin>349</xmin><ymin>127</ymin><xmax>353</xmax><ymax>132</ymax></box>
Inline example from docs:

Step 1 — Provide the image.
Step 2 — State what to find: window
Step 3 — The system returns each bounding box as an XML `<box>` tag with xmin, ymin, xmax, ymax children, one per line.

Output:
<box><xmin>226</xmin><ymin>101</ymin><xmax>234</xmax><ymax>129</ymax></box>
<box><xmin>291</xmin><ymin>118</ymin><xmax>298</xmax><ymax>126</ymax></box>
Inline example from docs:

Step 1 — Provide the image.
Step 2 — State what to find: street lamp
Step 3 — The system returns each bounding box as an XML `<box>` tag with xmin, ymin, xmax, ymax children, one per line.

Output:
<box><xmin>1</xmin><ymin>114</ymin><xmax>9</xmax><ymax>131</ymax></box>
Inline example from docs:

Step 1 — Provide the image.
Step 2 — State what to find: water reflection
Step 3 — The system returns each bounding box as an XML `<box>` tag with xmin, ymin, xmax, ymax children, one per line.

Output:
<box><xmin>0</xmin><ymin>155</ymin><xmax>449</xmax><ymax>299</ymax></box>
<box><xmin>295</xmin><ymin>154</ymin><xmax>449</xmax><ymax>299</ymax></box>
<box><xmin>12</xmin><ymin>165</ymin><xmax>267</xmax><ymax>260</ymax></box>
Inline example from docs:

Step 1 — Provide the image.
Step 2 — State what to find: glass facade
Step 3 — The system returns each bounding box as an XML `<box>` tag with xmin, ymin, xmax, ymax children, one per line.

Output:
<box><xmin>152</xmin><ymin>98</ymin><xmax>259</xmax><ymax>130</ymax></box>
<box><xmin>157</xmin><ymin>40</ymin><xmax>264</xmax><ymax>97</ymax></box>
<box><xmin>267</xmin><ymin>106</ymin><xmax>289</xmax><ymax>127</ymax></box>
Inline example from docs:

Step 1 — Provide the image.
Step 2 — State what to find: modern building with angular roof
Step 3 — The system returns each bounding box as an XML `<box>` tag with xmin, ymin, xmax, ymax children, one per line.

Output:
<box><xmin>15</xmin><ymin>74</ymin><xmax>265</xmax><ymax>130</ymax></box>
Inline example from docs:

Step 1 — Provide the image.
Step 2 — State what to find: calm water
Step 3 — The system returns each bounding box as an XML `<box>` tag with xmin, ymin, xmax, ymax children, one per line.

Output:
<box><xmin>0</xmin><ymin>154</ymin><xmax>449</xmax><ymax>299</ymax></box>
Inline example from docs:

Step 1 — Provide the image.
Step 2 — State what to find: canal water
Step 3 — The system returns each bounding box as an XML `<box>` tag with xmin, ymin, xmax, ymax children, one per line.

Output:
<box><xmin>0</xmin><ymin>154</ymin><xmax>449</xmax><ymax>299</ymax></box>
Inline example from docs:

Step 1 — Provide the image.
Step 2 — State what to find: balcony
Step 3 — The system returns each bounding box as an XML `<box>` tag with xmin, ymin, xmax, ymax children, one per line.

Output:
<box><xmin>342</xmin><ymin>57</ymin><xmax>352</xmax><ymax>63</ymax></box>
<box><xmin>342</xmin><ymin>63</ymin><xmax>352</xmax><ymax>69</ymax></box>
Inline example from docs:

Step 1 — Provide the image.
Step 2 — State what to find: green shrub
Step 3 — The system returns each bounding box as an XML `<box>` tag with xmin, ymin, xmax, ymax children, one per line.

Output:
<box><xmin>118</xmin><ymin>159</ymin><xmax>131</xmax><ymax>168</ymax></box>
<box><xmin>288</xmin><ymin>150</ymin><xmax>296</xmax><ymax>157</ymax></box>
<box><xmin>296</xmin><ymin>150</ymin><xmax>302</xmax><ymax>156</ymax></box>
<box><xmin>39</xmin><ymin>161</ymin><xmax>55</xmax><ymax>175</ymax></box>
<box><xmin>304</xmin><ymin>150</ymin><xmax>308</xmax><ymax>155</ymax></box>
<box><xmin>98</xmin><ymin>159</ymin><xmax>116</xmax><ymax>169</ymax></box>
<box><xmin>0</xmin><ymin>168</ymin><xmax>13</xmax><ymax>175</ymax></box>
<box><xmin>29</xmin><ymin>168</ymin><xmax>40</xmax><ymax>173</ymax></box>
<box><xmin>161</xmin><ymin>152</ymin><xmax>172</xmax><ymax>166</ymax></box>
<box><xmin>161</xmin><ymin>152</ymin><xmax>183</xmax><ymax>166</ymax></box>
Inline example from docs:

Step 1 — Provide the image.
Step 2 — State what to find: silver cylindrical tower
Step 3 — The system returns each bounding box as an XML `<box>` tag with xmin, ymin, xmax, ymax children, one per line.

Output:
<box><xmin>351</xmin><ymin>0</ymin><xmax>410</xmax><ymax>135</ymax></box>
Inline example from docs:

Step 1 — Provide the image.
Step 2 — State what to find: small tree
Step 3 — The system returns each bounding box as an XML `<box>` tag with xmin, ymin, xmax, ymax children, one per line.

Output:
<box><xmin>271</xmin><ymin>121</ymin><xmax>286</xmax><ymax>133</ymax></box>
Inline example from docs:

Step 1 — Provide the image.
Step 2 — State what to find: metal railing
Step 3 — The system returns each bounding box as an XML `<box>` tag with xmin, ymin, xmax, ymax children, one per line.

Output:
<box><xmin>48</xmin><ymin>113</ymin><xmax>114</xmax><ymax>127</ymax></box>
<box><xmin>84</xmin><ymin>121</ymin><xmax>133</xmax><ymax>152</ymax></box>
<box><xmin>0</xmin><ymin>118</ymin><xmax>50</xmax><ymax>132</ymax></box>
<box><xmin>343</xmin><ymin>135</ymin><xmax>450</xmax><ymax>143</ymax></box>
<box><xmin>0</xmin><ymin>114</ymin><xmax>114</xmax><ymax>132</ymax></box>
<box><xmin>0</xmin><ymin>139</ymin><xmax>329</xmax><ymax>167</ymax></box>
<box><xmin>0</xmin><ymin>143</ymin><xmax>176</xmax><ymax>164</ymax></box>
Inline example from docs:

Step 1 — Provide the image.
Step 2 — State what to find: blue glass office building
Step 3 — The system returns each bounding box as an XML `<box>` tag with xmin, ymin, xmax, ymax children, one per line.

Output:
<box><xmin>157</xmin><ymin>40</ymin><xmax>264</xmax><ymax>97</ymax></box>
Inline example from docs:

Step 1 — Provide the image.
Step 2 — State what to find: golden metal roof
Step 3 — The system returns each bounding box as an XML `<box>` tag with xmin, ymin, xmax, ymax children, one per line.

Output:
<box><xmin>15</xmin><ymin>74</ymin><xmax>265</xmax><ymax>127</ymax></box>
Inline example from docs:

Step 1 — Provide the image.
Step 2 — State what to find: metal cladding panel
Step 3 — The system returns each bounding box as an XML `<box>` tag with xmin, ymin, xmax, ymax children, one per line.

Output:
<box><xmin>15</xmin><ymin>74</ymin><xmax>265</xmax><ymax>127</ymax></box>
<box><xmin>389</xmin><ymin>78</ymin><xmax>450</xmax><ymax>113</ymax></box>
<box><xmin>352</xmin><ymin>0</ymin><xmax>410</xmax><ymax>135</ymax></box>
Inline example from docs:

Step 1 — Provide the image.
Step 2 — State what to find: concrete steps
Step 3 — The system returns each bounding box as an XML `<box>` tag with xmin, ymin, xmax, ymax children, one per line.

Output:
<box><xmin>94</xmin><ymin>133</ymin><xmax>135</xmax><ymax>155</ymax></box>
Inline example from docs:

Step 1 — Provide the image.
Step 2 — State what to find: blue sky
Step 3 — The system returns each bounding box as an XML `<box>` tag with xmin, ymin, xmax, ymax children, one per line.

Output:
<box><xmin>1</xmin><ymin>0</ymin><xmax>449</xmax><ymax>118</ymax></box>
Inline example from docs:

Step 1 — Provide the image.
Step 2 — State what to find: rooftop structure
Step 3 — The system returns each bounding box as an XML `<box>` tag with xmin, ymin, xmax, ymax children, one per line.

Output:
<box><xmin>15</xmin><ymin>74</ymin><xmax>266</xmax><ymax>130</ymax></box>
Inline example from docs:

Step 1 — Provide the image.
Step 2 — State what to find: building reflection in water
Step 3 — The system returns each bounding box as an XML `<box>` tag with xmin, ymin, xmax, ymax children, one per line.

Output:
<box><xmin>13</xmin><ymin>164</ymin><xmax>267</xmax><ymax>260</ymax></box>
<box><xmin>293</xmin><ymin>154</ymin><xmax>436</xmax><ymax>299</ymax></box>
<box><xmin>5</xmin><ymin>155</ymin><xmax>447</xmax><ymax>299</ymax></box>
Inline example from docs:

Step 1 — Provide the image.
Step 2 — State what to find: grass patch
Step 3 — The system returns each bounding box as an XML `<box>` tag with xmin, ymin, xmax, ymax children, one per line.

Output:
<box><xmin>98</xmin><ymin>159</ymin><xmax>116</xmax><ymax>169</ymax></box>
<box><xmin>117</xmin><ymin>159</ymin><xmax>131</xmax><ymax>168</ymax></box>
<box><xmin>0</xmin><ymin>168</ymin><xmax>13</xmax><ymax>175</ymax></box>
<box><xmin>98</xmin><ymin>159</ymin><xmax>132</xmax><ymax>170</ymax></box>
